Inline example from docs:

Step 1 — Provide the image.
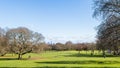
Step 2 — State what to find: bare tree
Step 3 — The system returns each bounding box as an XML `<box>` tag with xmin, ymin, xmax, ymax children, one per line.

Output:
<box><xmin>52</xmin><ymin>43</ymin><xmax>65</xmax><ymax>51</ymax></box>
<box><xmin>32</xmin><ymin>43</ymin><xmax>51</xmax><ymax>53</ymax></box>
<box><xmin>0</xmin><ymin>27</ymin><xmax>9</xmax><ymax>56</ymax></box>
<box><xmin>93</xmin><ymin>0</ymin><xmax>120</xmax><ymax>20</ymax></box>
<box><xmin>6</xmin><ymin>27</ymin><xmax>44</xmax><ymax>60</ymax></box>
<box><xmin>93</xmin><ymin>0</ymin><xmax>120</xmax><ymax>56</ymax></box>
<box><xmin>75</xmin><ymin>43</ymin><xmax>83</xmax><ymax>54</ymax></box>
<box><xmin>65</xmin><ymin>41</ymin><xmax>73</xmax><ymax>50</ymax></box>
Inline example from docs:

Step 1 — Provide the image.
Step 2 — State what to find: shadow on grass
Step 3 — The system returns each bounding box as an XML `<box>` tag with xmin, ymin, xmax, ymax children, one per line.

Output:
<box><xmin>0</xmin><ymin>67</ymin><xmax>118</xmax><ymax>68</ymax></box>
<box><xmin>63</xmin><ymin>53</ymin><xmax>118</xmax><ymax>57</ymax></box>
<box><xmin>0</xmin><ymin>58</ymin><xmax>28</xmax><ymax>60</ymax></box>
<box><xmin>32</xmin><ymin>66</ymin><xmax>118</xmax><ymax>68</ymax></box>
<box><xmin>35</xmin><ymin>60</ymin><xmax>120</xmax><ymax>64</ymax></box>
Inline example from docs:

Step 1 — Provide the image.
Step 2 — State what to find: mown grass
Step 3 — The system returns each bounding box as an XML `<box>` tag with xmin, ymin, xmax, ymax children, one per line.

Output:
<box><xmin>0</xmin><ymin>51</ymin><xmax>120</xmax><ymax>68</ymax></box>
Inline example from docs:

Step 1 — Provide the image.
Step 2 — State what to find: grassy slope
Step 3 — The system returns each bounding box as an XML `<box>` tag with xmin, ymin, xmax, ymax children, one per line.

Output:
<box><xmin>0</xmin><ymin>51</ymin><xmax>120</xmax><ymax>68</ymax></box>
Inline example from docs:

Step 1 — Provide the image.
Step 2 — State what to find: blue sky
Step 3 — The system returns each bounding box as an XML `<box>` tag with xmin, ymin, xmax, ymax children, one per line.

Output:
<box><xmin>0</xmin><ymin>0</ymin><xmax>100</xmax><ymax>43</ymax></box>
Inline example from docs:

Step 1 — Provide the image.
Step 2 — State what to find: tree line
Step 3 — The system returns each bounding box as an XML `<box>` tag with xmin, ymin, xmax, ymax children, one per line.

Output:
<box><xmin>0</xmin><ymin>27</ymin><xmax>96</xmax><ymax>59</ymax></box>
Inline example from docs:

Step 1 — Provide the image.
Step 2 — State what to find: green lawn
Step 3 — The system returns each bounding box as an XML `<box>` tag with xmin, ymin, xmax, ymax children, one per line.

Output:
<box><xmin>0</xmin><ymin>51</ymin><xmax>120</xmax><ymax>68</ymax></box>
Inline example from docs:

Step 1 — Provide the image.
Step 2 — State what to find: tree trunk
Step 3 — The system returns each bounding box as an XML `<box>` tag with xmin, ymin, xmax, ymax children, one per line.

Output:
<box><xmin>91</xmin><ymin>50</ymin><xmax>94</xmax><ymax>56</ymax></box>
<box><xmin>102</xmin><ymin>50</ymin><xmax>106</xmax><ymax>58</ymax></box>
<box><xmin>18</xmin><ymin>54</ymin><xmax>22</xmax><ymax>60</ymax></box>
<box><xmin>86</xmin><ymin>51</ymin><xmax>87</xmax><ymax>54</ymax></box>
<box><xmin>78</xmin><ymin>51</ymin><xmax>80</xmax><ymax>54</ymax></box>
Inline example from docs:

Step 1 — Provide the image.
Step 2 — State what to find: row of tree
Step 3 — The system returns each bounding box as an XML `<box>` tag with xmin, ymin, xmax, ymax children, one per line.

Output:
<box><xmin>93</xmin><ymin>0</ymin><xmax>120</xmax><ymax>56</ymax></box>
<box><xmin>26</xmin><ymin>41</ymin><xmax>96</xmax><ymax>55</ymax></box>
<box><xmin>29</xmin><ymin>41</ymin><xmax>96</xmax><ymax>53</ymax></box>
<box><xmin>0</xmin><ymin>27</ymin><xmax>96</xmax><ymax>59</ymax></box>
<box><xmin>50</xmin><ymin>42</ymin><xmax>96</xmax><ymax>52</ymax></box>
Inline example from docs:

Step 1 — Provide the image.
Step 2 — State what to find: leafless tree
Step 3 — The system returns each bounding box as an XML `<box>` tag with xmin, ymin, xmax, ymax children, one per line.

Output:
<box><xmin>0</xmin><ymin>27</ymin><xmax>9</xmax><ymax>56</ymax></box>
<box><xmin>6</xmin><ymin>27</ymin><xmax>44</xmax><ymax>60</ymax></box>
<box><xmin>65</xmin><ymin>41</ymin><xmax>73</xmax><ymax>50</ymax></box>
<box><xmin>93</xmin><ymin>0</ymin><xmax>120</xmax><ymax>20</ymax></box>
<box><xmin>93</xmin><ymin>0</ymin><xmax>120</xmax><ymax>56</ymax></box>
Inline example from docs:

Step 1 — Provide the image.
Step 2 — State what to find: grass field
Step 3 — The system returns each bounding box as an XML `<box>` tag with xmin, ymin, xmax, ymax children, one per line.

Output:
<box><xmin>0</xmin><ymin>51</ymin><xmax>120</xmax><ymax>68</ymax></box>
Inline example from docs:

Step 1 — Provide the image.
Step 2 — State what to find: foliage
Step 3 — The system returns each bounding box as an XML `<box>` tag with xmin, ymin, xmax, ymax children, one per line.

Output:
<box><xmin>93</xmin><ymin>0</ymin><xmax>120</xmax><ymax>56</ymax></box>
